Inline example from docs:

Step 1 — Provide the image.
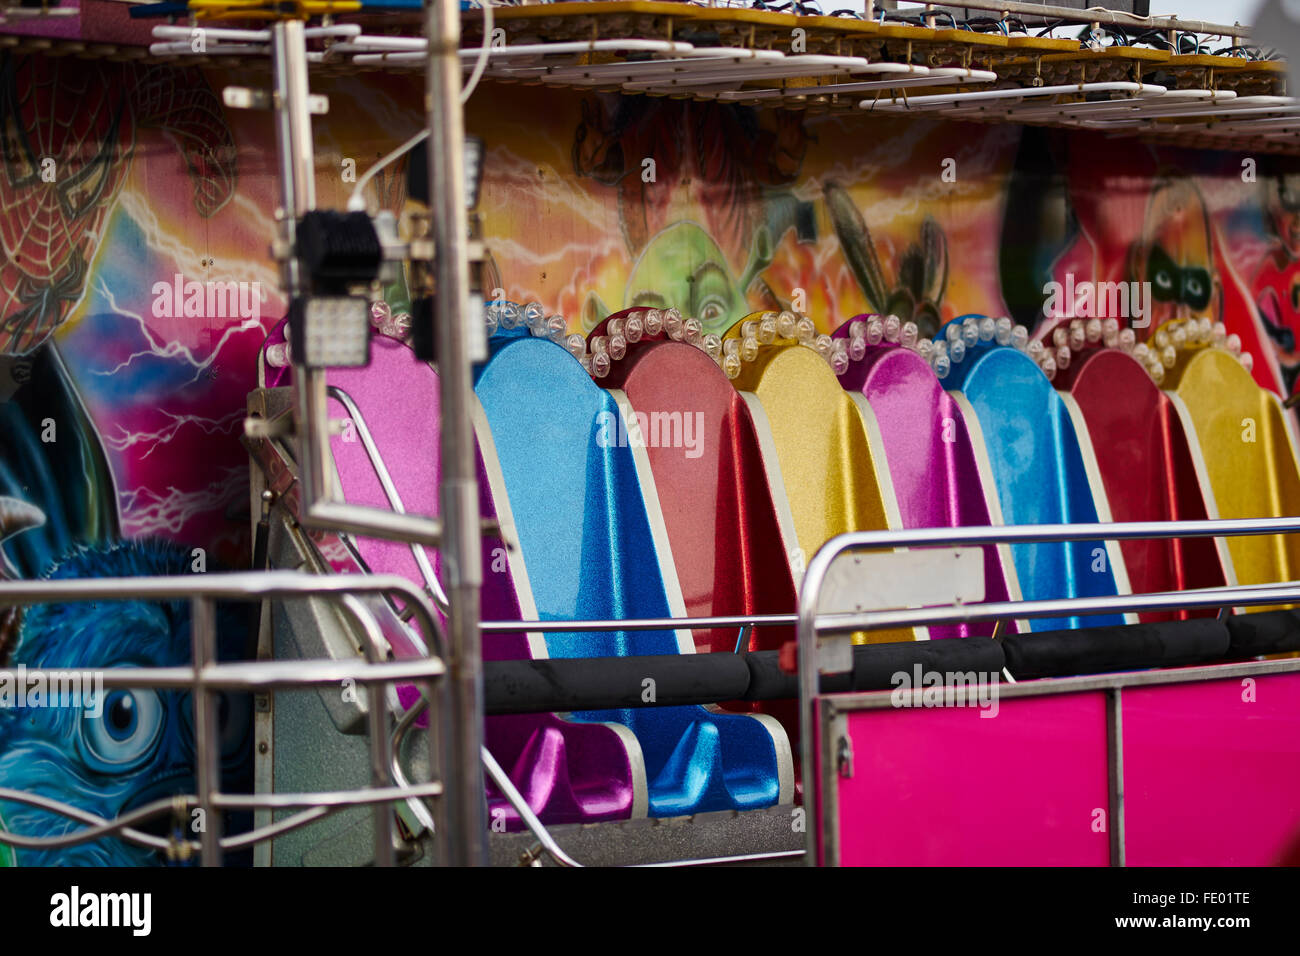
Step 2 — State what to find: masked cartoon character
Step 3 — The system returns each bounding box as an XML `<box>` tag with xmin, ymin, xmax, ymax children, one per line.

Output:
<box><xmin>0</xmin><ymin>539</ymin><xmax>252</xmax><ymax>867</ymax></box>
<box><xmin>1127</xmin><ymin>178</ymin><xmax>1220</xmax><ymax>329</ymax></box>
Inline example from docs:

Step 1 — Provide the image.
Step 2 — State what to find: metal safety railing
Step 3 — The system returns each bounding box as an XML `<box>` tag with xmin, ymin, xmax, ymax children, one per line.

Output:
<box><xmin>795</xmin><ymin>515</ymin><xmax>1300</xmax><ymax>866</ymax></box>
<box><xmin>0</xmin><ymin>572</ymin><xmax>453</xmax><ymax>867</ymax></box>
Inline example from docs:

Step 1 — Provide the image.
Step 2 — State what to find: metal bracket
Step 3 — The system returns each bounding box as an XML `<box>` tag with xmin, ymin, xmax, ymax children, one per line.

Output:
<box><xmin>832</xmin><ymin>713</ymin><xmax>854</xmax><ymax>779</ymax></box>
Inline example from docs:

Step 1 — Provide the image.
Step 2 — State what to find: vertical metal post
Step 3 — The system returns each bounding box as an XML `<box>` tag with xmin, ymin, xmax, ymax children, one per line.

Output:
<box><xmin>271</xmin><ymin>20</ymin><xmax>333</xmax><ymax>515</ymax></box>
<box><xmin>1106</xmin><ymin>687</ymin><xmax>1126</xmax><ymax>866</ymax></box>
<box><xmin>426</xmin><ymin>0</ymin><xmax>487</xmax><ymax>866</ymax></box>
<box><xmin>191</xmin><ymin>597</ymin><xmax>222</xmax><ymax>867</ymax></box>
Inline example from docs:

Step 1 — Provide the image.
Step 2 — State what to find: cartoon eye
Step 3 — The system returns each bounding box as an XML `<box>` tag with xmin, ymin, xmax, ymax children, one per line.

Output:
<box><xmin>80</xmin><ymin>689</ymin><xmax>165</xmax><ymax>770</ymax></box>
<box><xmin>1183</xmin><ymin>269</ymin><xmax>1212</xmax><ymax>310</ymax></box>
<box><xmin>697</xmin><ymin>296</ymin><xmax>728</xmax><ymax>324</ymax></box>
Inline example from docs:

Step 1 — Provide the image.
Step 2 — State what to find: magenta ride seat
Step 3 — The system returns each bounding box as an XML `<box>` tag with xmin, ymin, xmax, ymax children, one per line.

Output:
<box><xmin>831</xmin><ymin>316</ymin><xmax>1018</xmax><ymax>637</ymax></box>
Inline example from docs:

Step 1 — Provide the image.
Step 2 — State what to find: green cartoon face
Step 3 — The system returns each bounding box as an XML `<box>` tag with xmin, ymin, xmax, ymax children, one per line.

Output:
<box><xmin>625</xmin><ymin>222</ymin><xmax>749</xmax><ymax>336</ymax></box>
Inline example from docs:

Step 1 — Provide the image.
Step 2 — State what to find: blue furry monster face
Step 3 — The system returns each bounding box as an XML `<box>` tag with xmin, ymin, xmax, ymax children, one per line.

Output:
<box><xmin>0</xmin><ymin>540</ymin><xmax>252</xmax><ymax>866</ymax></box>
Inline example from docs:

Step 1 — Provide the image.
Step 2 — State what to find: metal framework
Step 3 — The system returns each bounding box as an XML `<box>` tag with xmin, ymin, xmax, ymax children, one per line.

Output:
<box><xmin>795</xmin><ymin>516</ymin><xmax>1300</xmax><ymax>866</ymax></box>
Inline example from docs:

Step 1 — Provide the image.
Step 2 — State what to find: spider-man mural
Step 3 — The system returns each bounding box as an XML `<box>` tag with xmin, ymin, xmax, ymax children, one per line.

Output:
<box><xmin>0</xmin><ymin>53</ymin><xmax>249</xmax><ymax>866</ymax></box>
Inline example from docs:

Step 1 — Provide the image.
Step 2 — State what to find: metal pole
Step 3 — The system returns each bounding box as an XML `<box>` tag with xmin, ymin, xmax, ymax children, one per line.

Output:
<box><xmin>340</xmin><ymin>595</ymin><xmax>395</xmax><ymax>867</ymax></box>
<box><xmin>426</xmin><ymin>0</ymin><xmax>487</xmax><ymax>866</ymax></box>
<box><xmin>271</xmin><ymin>21</ymin><xmax>332</xmax><ymax>522</ymax></box>
<box><xmin>191</xmin><ymin>597</ymin><xmax>221</xmax><ymax>867</ymax></box>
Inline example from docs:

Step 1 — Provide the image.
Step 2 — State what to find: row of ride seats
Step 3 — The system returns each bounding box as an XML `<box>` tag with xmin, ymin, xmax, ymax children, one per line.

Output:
<box><xmin>260</xmin><ymin>304</ymin><xmax>1300</xmax><ymax>827</ymax></box>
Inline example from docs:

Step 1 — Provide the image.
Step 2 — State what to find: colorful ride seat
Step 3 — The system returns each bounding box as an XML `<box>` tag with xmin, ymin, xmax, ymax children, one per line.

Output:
<box><xmin>1159</xmin><ymin>318</ymin><xmax>1300</xmax><ymax>593</ymax></box>
<box><xmin>935</xmin><ymin>315</ymin><xmax>1131</xmax><ymax>631</ymax></box>
<box><xmin>831</xmin><ymin>315</ymin><xmax>1019</xmax><ymax>638</ymax></box>
<box><xmin>722</xmin><ymin>311</ymin><xmax>918</xmax><ymax>643</ymax></box>
<box><xmin>585</xmin><ymin>308</ymin><xmax>801</xmax><ymax>741</ymax></box>
<box><xmin>1046</xmin><ymin>317</ymin><xmax>1232</xmax><ymax>621</ymax></box>
<box><xmin>474</xmin><ymin>322</ymin><xmax>794</xmax><ymax>817</ymax></box>
<box><xmin>260</xmin><ymin>321</ymin><xmax>647</xmax><ymax>828</ymax></box>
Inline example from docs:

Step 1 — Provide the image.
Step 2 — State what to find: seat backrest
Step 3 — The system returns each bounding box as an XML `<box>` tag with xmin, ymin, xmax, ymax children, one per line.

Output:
<box><xmin>940</xmin><ymin>320</ymin><xmax>1130</xmax><ymax>631</ymax></box>
<box><xmin>832</xmin><ymin>317</ymin><xmax>1019</xmax><ymax>637</ymax></box>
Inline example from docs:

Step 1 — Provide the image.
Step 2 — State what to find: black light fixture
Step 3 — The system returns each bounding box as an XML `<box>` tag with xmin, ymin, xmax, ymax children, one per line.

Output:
<box><xmin>407</xmin><ymin>134</ymin><xmax>486</xmax><ymax>210</ymax></box>
<box><xmin>289</xmin><ymin>210</ymin><xmax>383</xmax><ymax>368</ymax></box>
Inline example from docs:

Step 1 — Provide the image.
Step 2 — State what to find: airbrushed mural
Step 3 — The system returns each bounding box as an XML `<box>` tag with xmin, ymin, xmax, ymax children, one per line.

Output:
<box><xmin>0</xmin><ymin>60</ymin><xmax>1297</xmax><ymax>864</ymax></box>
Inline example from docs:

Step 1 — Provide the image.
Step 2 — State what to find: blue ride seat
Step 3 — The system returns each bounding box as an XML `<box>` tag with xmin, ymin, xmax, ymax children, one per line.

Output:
<box><xmin>937</xmin><ymin>316</ymin><xmax>1132</xmax><ymax>632</ymax></box>
<box><xmin>473</xmin><ymin>328</ymin><xmax>794</xmax><ymax>816</ymax></box>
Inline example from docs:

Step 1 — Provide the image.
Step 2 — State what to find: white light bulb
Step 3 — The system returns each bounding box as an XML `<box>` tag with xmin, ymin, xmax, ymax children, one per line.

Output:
<box><xmin>866</xmin><ymin>317</ymin><xmax>884</xmax><ymax>346</ymax></box>
<box><xmin>266</xmin><ymin>342</ymin><xmax>291</xmax><ymax>368</ymax></box>
<box><xmin>901</xmin><ymin>321</ymin><xmax>919</xmax><ymax>350</ymax></box>
<box><xmin>995</xmin><ymin>316</ymin><xmax>1013</xmax><ymax>346</ymax></box>
<box><xmin>795</xmin><ymin>315</ymin><xmax>817</xmax><ymax>344</ymax></box>
<box><xmin>684</xmin><ymin>316</ymin><xmax>703</xmax><ymax>345</ymax></box>
<box><xmin>501</xmin><ymin>302</ymin><xmax>523</xmax><ymax>329</ymax></box>
<box><xmin>776</xmin><ymin>311</ymin><xmax>797</xmax><ymax>339</ymax></box>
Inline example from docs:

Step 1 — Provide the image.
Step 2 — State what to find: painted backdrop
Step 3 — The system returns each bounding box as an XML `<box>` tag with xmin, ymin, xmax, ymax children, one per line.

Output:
<box><xmin>0</xmin><ymin>59</ymin><xmax>1296</xmax><ymax>864</ymax></box>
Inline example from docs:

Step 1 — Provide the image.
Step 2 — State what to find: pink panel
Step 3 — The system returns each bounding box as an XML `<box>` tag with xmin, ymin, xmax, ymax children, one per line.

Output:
<box><xmin>836</xmin><ymin>693</ymin><xmax>1110</xmax><ymax>866</ymax></box>
<box><xmin>1123</xmin><ymin>672</ymin><xmax>1300</xmax><ymax>866</ymax></box>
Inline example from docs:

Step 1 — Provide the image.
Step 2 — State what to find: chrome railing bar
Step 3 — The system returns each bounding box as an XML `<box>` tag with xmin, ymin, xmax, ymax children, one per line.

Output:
<box><xmin>481</xmin><ymin>746</ymin><xmax>584</xmax><ymax>867</ymax></box>
<box><xmin>480</xmin><ymin>613</ymin><xmax>798</xmax><ymax>632</ymax></box>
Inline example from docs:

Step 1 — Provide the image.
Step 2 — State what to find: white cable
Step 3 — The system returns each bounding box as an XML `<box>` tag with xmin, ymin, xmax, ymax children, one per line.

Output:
<box><xmin>461</xmin><ymin>0</ymin><xmax>494</xmax><ymax>105</ymax></box>
<box><xmin>346</xmin><ymin>1</ymin><xmax>492</xmax><ymax>212</ymax></box>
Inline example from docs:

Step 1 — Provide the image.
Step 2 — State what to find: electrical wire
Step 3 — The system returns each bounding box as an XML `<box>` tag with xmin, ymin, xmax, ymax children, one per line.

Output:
<box><xmin>346</xmin><ymin>0</ymin><xmax>493</xmax><ymax>213</ymax></box>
